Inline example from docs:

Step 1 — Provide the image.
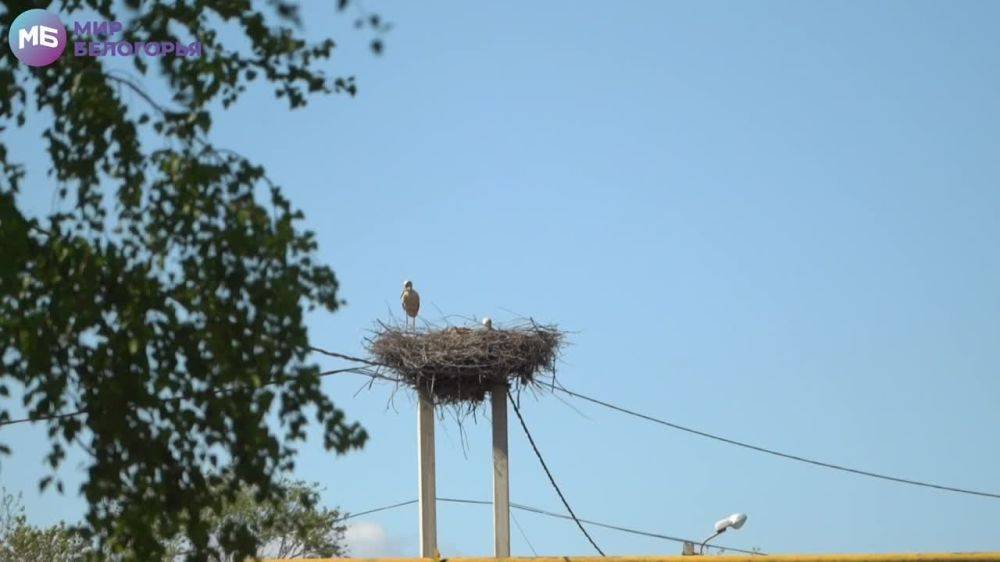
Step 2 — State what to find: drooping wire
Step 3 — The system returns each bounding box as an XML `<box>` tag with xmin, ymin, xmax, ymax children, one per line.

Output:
<box><xmin>508</xmin><ymin>395</ymin><xmax>606</xmax><ymax>556</ymax></box>
<box><xmin>344</xmin><ymin>499</ymin><xmax>418</xmax><ymax>520</ymax></box>
<box><xmin>330</xmin><ymin>347</ymin><xmax>1000</xmax><ymax>502</ymax></box>
<box><xmin>305</xmin><ymin>349</ymin><xmax>1000</xmax><ymax>502</ymax></box>
<box><xmin>553</xmin><ymin>384</ymin><xmax>1000</xmax><ymax>501</ymax></box>
<box><xmin>9</xmin><ymin>345</ymin><xmax>999</xmax><ymax>503</ymax></box>
<box><xmin>0</xmin><ymin>409</ymin><xmax>87</xmax><ymax>427</ymax></box>
<box><xmin>0</xmin><ymin>365</ymin><xmax>398</xmax><ymax>428</ymax></box>
<box><xmin>511</xmin><ymin>511</ymin><xmax>539</xmax><ymax>556</ymax></box>
<box><xmin>340</xmin><ymin>496</ymin><xmax>762</xmax><ymax>555</ymax></box>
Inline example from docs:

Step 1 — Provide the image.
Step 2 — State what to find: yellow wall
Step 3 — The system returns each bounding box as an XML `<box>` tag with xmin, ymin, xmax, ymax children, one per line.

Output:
<box><xmin>263</xmin><ymin>554</ymin><xmax>1000</xmax><ymax>562</ymax></box>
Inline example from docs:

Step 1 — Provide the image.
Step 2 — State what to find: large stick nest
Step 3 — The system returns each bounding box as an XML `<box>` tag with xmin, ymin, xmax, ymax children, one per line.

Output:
<box><xmin>367</xmin><ymin>320</ymin><xmax>563</xmax><ymax>405</ymax></box>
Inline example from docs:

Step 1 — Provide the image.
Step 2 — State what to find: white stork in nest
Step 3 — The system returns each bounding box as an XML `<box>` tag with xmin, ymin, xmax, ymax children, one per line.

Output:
<box><xmin>401</xmin><ymin>280</ymin><xmax>420</xmax><ymax>329</ymax></box>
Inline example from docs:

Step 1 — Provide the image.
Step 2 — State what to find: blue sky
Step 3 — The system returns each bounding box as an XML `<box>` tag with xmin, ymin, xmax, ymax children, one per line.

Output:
<box><xmin>4</xmin><ymin>0</ymin><xmax>1000</xmax><ymax>556</ymax></box>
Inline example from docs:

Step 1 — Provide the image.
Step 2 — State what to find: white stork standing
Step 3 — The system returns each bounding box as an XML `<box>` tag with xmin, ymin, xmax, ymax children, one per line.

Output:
<box><xmin>482</xmin><ymin>317</ymin><xmax>493</xmax><ymax>330</ymax></box>
<box><xmin>401</xmin><ymin>280</ymin><xmax>420</xmax><ymax>330</ymax></box>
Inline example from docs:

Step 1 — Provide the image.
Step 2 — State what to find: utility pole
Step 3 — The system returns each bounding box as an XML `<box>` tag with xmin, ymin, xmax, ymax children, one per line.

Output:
<box><xmin>491</xmin><ymin>383</ymin><xmax>510</xmax><ymax>557</ymax></box>
<box><xmin>418</xmin><ymin>390</ymin><xmax>437</xmax><ymax>558</ymax></box>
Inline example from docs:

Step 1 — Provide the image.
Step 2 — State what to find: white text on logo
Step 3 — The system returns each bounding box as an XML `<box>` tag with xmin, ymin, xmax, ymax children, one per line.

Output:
<box><xmin>18</xmin><ymin>25</ymin><xmax>59</xmax><ymax>49</ymax></box>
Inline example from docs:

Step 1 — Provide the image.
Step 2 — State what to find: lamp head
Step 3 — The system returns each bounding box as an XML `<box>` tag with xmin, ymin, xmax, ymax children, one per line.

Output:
<box><xmin>714</xmin><ymin>513</ymin><xmax>747</xmax><ymax>533</ymax></box>
<box><xmin>729</xmin><ymin>513</ymin><xmax>747</xmax><ymax>530</ymax></box>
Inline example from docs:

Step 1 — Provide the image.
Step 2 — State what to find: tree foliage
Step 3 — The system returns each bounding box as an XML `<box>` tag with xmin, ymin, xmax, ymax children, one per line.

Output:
<box><xmin>0</xmin><ymin>482</ymin><xmax>347</xmax><ymax>561</ymax></box>
<box><xmin>170</xmin><ymin>479</ymin><xmax>348</xmax><ymax>561</ymax></box>
<box><xmin>1</xmin><ymin>489</ymin><xmax>91</xmax><ymax>561</ymax></box>
<box><xmin>0</xmin><ymin>1</ymin><xmax>383</xmax><ymax>559</ymax></box>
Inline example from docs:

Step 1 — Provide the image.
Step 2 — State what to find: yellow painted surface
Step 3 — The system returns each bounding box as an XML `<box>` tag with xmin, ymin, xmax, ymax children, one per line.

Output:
<box><xmin>262</xmin><ymin>554</ymin><xmax>1000</xmax><ymax>562</ymax></box>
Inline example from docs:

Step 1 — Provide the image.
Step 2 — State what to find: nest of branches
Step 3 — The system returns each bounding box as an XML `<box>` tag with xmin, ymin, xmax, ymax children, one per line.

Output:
<box><xmin>367</xmin><ymin>320</ymin><xmax>563</xmax><ymax>405</ymax></box>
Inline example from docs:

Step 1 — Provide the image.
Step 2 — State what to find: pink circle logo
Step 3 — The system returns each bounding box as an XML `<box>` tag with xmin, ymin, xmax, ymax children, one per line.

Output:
<box><xmin>8</xmin><ymin>9</ymin><xmax>66</xmax><ymax>67</ymax></box>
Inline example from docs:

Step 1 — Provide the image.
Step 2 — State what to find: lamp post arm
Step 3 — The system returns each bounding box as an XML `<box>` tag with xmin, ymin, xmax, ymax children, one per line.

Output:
<box><xmin>700</xmin><ymin>530</ymin><xmax>724</xmax><ymax>555</ymax></box>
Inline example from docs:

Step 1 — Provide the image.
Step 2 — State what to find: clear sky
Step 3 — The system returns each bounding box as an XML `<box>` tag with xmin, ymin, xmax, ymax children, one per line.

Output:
<box><xmin>4</xmin><ymin>0</ymin><xmax>1000</xmax><ymax>556</ymax></box>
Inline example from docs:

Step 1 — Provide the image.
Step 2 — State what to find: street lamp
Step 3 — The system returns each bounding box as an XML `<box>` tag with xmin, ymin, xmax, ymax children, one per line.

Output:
<box><xmin>700</xmin><ymin>513</ymin><xmax>747</xmax><ymax>554</ymax></box>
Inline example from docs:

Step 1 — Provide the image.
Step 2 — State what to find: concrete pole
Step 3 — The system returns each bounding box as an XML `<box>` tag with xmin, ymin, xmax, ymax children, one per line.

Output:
<box><xmin>491</xmin><ymin>384</ymin><xmax>510</xmax><ymax>557</ymax></box>
<box><xmin>418</xmin><ymin>390</ymin><xmax>437</xmax><ymax>558</ymax></box>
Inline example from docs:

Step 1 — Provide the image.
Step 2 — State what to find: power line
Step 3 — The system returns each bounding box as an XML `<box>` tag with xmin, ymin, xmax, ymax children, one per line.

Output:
<box><xmin>511</xmin><ymin>510</ymin><xmax>539</xmax><ymax>556</ymax></box>
<box><xmin>10</xmin><ymin>346</ymin><xmax>999</xmax><ymax>503</ymax></box>
<box><xmin>508</xmin><ymin>395</ymin><xmax>606</xmax><ymax>556</ymax></box>
<box><xmin>315</xmin><ymin>348</ymin><xmax>1000</xmax><ymax>502</ymax></box>
<box><xmin>554</xmin><ymin>385</ymin><xmax>1000</xmax><ymax>500</ymax></box>
<box><xmin>344</xmin><ymin>499</ymin><xmax>418</xmax><ymax>520</ymax></box>
<box><xmin>0</xmin><ymin>365</ymin><xmax>393</xmax><ymax>428</ymax></box>
<box><xmin>310</xmin><ymin>346</ymin><xmax>385</xmax><ymax>367</ymax></box>
<box><xmin>0</xmin><ymin>409</ymin><xmax>86</xmax><ymax>427</ymax></box>
<box><xmin>506</xmin><ymin>501</ymin><xmax>762</xmax><ymax>556</ymax></box>
<box><xmin>312</xmin><ymin>349</ymin><xmax>1000</xmax><ymax>501</ymax></box>
<box><xmin>340</xmin><ymin>496</ymin><xmax>761</xmax><ymax>555</ymax></box>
